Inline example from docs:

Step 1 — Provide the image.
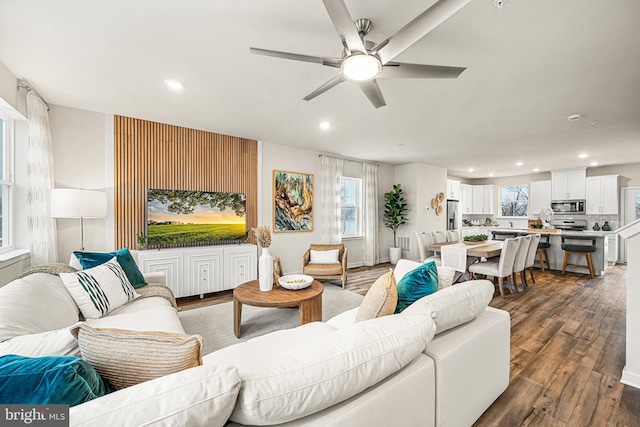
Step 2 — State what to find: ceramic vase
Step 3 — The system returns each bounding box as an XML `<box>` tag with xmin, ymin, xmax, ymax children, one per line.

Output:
<box><xmin>259</xmin><ymin>247</ymin><xmax>274</xmax><ymax>291</ymax></box>
<box><xmin>593</xmin><ymin>223</ymin><xmax>601</xmax><ymax>231</ymax></box>
<box><xmin>603</xmin><ymin>221</ymin><xmax>612</xmax><ymax>231</ymax></box>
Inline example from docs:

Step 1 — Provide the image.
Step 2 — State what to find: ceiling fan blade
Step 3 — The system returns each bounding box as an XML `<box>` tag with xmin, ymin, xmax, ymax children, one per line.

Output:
<box><xmin>376</xmin><ymin>0</ymin><xmax>472</xmax><ymax>64</ymax></box>
<box><xmin>322</xmin><ymin>0</ymin><xmax>367</xmax><ymax>54</ymax></box>
<box><xmin>379</xmin><ymin>63</ymin><xmax>466</xmax><ymax>79</ymax></box>
<box><xmin>303</xmin><ymin>75</ymin><xmax>345</xmax><ymax>101</ymax></box>
<box><xmin>250</xmin><ymin>47</ymin><xmax>341</xmax><ymax>67</ymax></box>
<box><xmin>358</xmin><ymin>80</ymin><xmax>387</xmax><ymax>109</ymax></box>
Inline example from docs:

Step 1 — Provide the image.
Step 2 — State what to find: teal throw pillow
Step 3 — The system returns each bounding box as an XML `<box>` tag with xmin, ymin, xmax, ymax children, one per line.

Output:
<box><xmin>0</xmin><ymin>354</ymin><xmax>113</xmax><ymax>406</ymax></box>
<box><xmin>395</xmin><ymin>261</ymin><xmax>439</xmax><ymax>313</ymax></box>
<box><xmin>74</xmin><ymin>247</ymin><xmax>147</xmax><ymax>288</ymax></box>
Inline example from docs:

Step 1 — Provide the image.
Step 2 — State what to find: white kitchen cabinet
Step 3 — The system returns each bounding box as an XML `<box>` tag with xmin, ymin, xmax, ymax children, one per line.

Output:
<box><xmin>608</xmin><ymin>234</ymin><xmax>618</xmax><ymax>263</ymax></box>
<box><xmin>586</xmin><ymin>175</ymin><xmax>619</xmax><ymax>215</ymax></box>
<box><xmin>483</xmin><ymin>185</ymin><xmax>494</xmax><ymax>215</ymax></box>
<box><xmin>138</xmin><ymin>244</ymin><xmax>257</xmax><ymax>298</ymax></box>
<box><xmin>551</xmin><ymin>168</ymin><xmax>586</xmax><ymax>200</ymax></box>
<box><xmin>447</xmin><ymin>179</ymin><xmax>461</xmax><ymax>200</ymax></box>
<box><xmin>461</xmin><ymin>184</ymin><xmax>473</xmax><ymax>214</ymax></box>
<box><xmin>472</xmin><ymin>186</ymin><xmax>484</xmax><ymax>214</ymax></box>
<box><xmin>529</xmin><ymin>180</ymin><xmax>552</xmax><ymax>218</ymax></box>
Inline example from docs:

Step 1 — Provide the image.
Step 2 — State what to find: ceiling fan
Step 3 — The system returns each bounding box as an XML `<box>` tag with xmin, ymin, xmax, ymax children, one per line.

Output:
<box><xmin>250</xmin><ymin>0</ymin><xmax>472</xmax><ymax>108</ymax></box>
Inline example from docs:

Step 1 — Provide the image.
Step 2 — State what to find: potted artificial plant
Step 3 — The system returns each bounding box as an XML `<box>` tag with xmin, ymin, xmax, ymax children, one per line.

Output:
<box><xmin>384</xmin><ymin>183</ymin><xmax>408</xmax><ymax>265</ymax></box>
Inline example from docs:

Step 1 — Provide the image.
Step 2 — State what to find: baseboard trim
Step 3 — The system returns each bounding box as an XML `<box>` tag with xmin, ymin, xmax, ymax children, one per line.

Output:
<box><xmin>621</xmin><ymin>366</ymin><xmax>640</xmax><ymax>390</ymax></box>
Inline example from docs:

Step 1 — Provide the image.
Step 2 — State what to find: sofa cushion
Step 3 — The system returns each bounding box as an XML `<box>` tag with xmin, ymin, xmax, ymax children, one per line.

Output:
<box><xmin>403</xmin><ymin>280</ymin><xmax>495</xmax><ymax>334</ymax></box>
<box><xmin>86</xmin><ymin>305</ymin><xmax>185</xmax><ymax>334</ymax></box>
<box><xmin>437</xmin><ymin>265</ymin><xmax>456</xmax><ymax>289</ymax></box>
<box><xmin>73</xmin><ymin>248</ymin><xmax>147</xmax><ymax>288</ymax></box>
<box><xmin>206</xmin><ymin>313</ymin><xmax>435</xmax><ymax>425</ymax></box>
<box><xmin>0</xmin><ymin>327</ymin><xmax>80</xmax><ymax>358</ymax></box>
<box><xmin>71</xmin><ymin>324</ymin><xmax>203</xmax><ymax>390</ymax></box>
<box><xmin>303</xmin><ymin>263</ymin><xmax>343</xmax><ymax>276</ymax></box>
<box><xmin>309</xmin><ymin>249</ymin><xmax>339</xmax><ymax>264</ymax></box>
<box><xmin>0</xmin><ymin>354</ymin><xmax>112</xmax><ymax>406</ymax></box>
<box><xmin>356</xmin><ymin>269</ymin><xmax>397</xmax><ymax>322</ymax></box>
<box><xmin>60</xmin><ymin>257</ymin><xmax>139</xmax><ymax>320</ymax></box>
<box><xmin>395</xmin><ymin>261</ymin><xmax>439</xmax><ymax>313</ymax></box>
<box><xmin>69</xmin><ymin>364</ymin><xmax>241</xmax><ymax>427</ymax></box>
<box><xmin>0</xmin><ymin>273</ymin><xmax>80</xmax><ymax>339</ymax></box>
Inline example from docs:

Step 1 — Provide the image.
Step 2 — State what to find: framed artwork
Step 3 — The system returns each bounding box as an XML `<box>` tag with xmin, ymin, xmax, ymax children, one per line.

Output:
<box><xmin>273</xmin><ymin>170</ymin><xmax>314</xmax><ymax>232</ymax></box>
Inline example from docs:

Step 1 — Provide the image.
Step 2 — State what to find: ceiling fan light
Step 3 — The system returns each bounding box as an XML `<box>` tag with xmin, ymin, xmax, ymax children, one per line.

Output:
<box><xmin>341</xmin><ymin>55</ymin><xmax>381</xmax><ymax>82</ymax></box>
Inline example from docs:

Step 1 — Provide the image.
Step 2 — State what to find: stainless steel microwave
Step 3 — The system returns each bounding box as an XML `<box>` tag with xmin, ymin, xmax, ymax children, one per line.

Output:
<box><xmin>550</xmin><ymin>199</ymin><xmax>586</xmax><ymax>215</ymax></box>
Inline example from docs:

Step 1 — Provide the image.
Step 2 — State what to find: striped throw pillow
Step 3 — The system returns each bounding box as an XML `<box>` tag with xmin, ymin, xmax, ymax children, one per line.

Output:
<box><xmin>355</xmin><ymin>270</ymin><xmax>398</xmax><ymax>322</ymax></box>
<box><xmin>60</xmin><ymin>257</ymin><xmax>139</xmax><ymax>319</ymax></box>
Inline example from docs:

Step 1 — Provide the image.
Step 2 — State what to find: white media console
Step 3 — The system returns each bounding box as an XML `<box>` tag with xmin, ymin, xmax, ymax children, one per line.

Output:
<box><xmin>137</xmin><ymin>244</ymin><xmax>257</xmax><ymax>298</ymax></box>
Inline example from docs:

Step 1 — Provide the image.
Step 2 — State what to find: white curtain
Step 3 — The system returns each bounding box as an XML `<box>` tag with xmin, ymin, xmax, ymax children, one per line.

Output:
<box><xmin>320</xmin><ymin>155</ymin><xmax>343</xmax><ymax>244</ymax></box>
<box><xmin>26</xmin><ymin>91</ymin><xmax>58</xmax><ymax>264</ymax></box>
<box><xmin>362</xmin><ymin>162</ymin><xmax>379</xmax><ymax>266</ymax></box>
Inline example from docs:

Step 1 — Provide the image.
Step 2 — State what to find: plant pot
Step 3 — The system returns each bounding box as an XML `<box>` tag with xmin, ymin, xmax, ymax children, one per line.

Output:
<box><xmin>389</xmin><ymin>247</ymin><xmax>402</xmax><ymax>265</ymax></box>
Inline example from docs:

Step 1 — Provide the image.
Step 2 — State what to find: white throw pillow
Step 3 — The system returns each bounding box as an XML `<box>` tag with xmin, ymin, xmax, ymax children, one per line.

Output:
<box><xmin>403</xmin><ymin>279</ymin><xmax>494</xmax><ymax>334</ymax></box>
<box><xmin>0</xmin><ymin>327</ymin><xmax>80</xmax><ymax>358</ymax></box>
<box><xmin>207</xmin><ymin>314</ymin><xmax>435</xmax><ymax>425</ymax></box>
<box><xmin>69</xmin><ymin>364</ymin><xmax>241</xmax><ymax>427</ymax></box>
<box><xmin>60</xmin><ymin>257</ymin><xmax>139</xmax><ymax>320</ymax></box>
<box><xmin>437</xmin><ymin>266</ymin><xmax>456</xmax><ymax>290</ymax></box>
<box><xmin>309</xmin><ymin>249</ymin><xmax>340</xmax><ymax>264</ymax></box>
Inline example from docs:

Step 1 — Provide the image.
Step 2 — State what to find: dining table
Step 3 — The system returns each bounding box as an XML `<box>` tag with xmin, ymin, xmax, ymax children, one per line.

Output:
<box><xmin>427</xmin><ymin>240</ymin><xmax>504</xmax><ymax>279</ymax></box>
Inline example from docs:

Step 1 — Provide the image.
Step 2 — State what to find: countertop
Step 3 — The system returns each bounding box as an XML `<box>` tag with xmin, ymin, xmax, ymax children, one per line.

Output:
<box><xmin>462</xmin><ymin>226</ymin><xmax>618</xmax><ymax>236</ymax></box>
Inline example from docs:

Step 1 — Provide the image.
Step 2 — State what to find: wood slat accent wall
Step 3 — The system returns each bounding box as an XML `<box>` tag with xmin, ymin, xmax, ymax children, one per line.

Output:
<box><xmin>114</xmin><ymin>116</ymin><xmax>258</xmax><ymax>249</ymax></box>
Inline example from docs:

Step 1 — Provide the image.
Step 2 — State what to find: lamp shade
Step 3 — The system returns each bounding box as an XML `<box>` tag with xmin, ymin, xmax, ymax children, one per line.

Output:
<box><xmin>51</xmin><ymin>189</ymin><xmax>107</xmax><ymax>218</ymax></box>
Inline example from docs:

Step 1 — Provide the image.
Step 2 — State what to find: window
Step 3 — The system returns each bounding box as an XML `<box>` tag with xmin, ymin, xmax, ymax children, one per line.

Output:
<box><xmin>0</xmin><ymin>112</ymin><xmax>13</xmax><ymax>251</ymax></box>
<box><xmin>500</xmin><ymin>185</ymin><xmax>528</xmax><ymax>217</ymax></box>
<box><xmin>340</xmin><ymin>177</ymin><xmax>361</xmax><ymax>237</ymax></box>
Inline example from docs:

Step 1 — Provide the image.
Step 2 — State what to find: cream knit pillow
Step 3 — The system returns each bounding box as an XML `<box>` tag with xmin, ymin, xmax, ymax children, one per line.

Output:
<box><xmin>355</xmin><ymin>270</ymin><xmax>397</xmax><ymax>322</ymax></box>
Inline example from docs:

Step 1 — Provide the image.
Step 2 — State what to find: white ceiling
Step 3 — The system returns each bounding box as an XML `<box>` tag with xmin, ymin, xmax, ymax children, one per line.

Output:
<box><xmin>1</xmin><ymin>0</ymin><xmax>639</xmax><ymax>179</ymax></box>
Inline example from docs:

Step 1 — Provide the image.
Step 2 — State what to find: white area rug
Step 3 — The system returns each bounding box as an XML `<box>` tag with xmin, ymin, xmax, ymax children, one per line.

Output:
<box><xmin>178</xmin><ymin>284</ymin><xmax>363</xmax><ymax>354</ymax></box>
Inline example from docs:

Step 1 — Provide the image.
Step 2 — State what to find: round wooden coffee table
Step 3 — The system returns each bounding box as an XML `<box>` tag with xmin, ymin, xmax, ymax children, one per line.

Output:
<box><xmin>232</xmin><ymin>280</ymin><xmax>323</xmax><ymax>338</ymax></box>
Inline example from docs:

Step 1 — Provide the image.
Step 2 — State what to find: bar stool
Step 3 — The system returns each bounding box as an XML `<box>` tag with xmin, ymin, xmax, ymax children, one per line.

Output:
<box><xmin>561</xmin><ymin>235</ymin><xmax>597</xmax><ymax>278</ymax></box>
<box><xmin>536</xmin><ymin>234</ymin><xmax>551</xmax><ymax>271</ymax></box>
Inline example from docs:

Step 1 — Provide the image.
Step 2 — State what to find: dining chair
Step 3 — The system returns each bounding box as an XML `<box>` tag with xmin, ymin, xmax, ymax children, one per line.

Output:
<box><xmin>415</xmin><ymin>232</ymin><xmax>441</xmax><ymax>265</ymax></box>
<box><xmin>446</xmin><ymin>230</ymin><xmax>460</xmax><ymax>242</ymax></box>
<box><xmin>524</xmin><ymin>234</ymin><xmax>541</xmax><ymax>285</ymax></box>
<box><xmin>511</xmin><ymin>235</ymin><xmax>532</xmax><ymax>291</ymax></box>
<box><xmin>432</xmin><ymin>231</ymin><xmax>447</xmax><ymax>244</ymax></box>
<box><xmin>468</xmin><ymin>238</ymin><xmax>519</xmax><ymax>298</ymax></box>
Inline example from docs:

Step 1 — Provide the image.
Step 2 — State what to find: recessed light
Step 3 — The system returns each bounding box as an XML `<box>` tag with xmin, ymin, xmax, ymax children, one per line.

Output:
<box><xmin>590</xmin><ymin>120</ymin><xmax>598</xmax><ymax>125</ymax></box>
<box><xmin>567</xmin><ymin>113</ymin><xmax>582</xmax><ymax>121</ymax></box>
<box><xmin>533</xmin><ymin>168</ymin><xmax>540</xmax><ymax>172</ymax></box>
<box><xmin>468</xmin><ymin>168</ymin><xmax>474</xmax><ymax>173</ymax></box>
<box><xmin>319</xmin><ymin>122</ymin><xmax>331</xmax><ymax>130</ymax></box>
<box><xmin>590</xmin><ymin>161</ymin><xmax>599</xmax><ymax>166</ymax></box>
<box><xmin>488</xmin><ymin>173</ymin><xmax>494</xmax><ymax>177</ymax></box>
<box><xmin>516</xmin><ymin>162</ymin><xmax>523</xmax><ymax>166</ymax></box>
<box><xmin>164</xmin><ymin>79</ymin><xmax>185</xmax><ymax>90</ymax></box>
<box><xmin>578</xmin><ymin>153</ymin><xmax>589</xmax><ymax>159</ymax></box>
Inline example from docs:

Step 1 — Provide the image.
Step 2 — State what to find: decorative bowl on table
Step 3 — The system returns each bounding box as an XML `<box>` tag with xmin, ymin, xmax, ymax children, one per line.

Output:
<box><xmin>278</xmin><ymin>274</ymin><xmax>313</xmax><ymax>290</ymax></box>
<box><xmin>463</xmin><ymin>234</ymin><xmax>489</xmax><ymax>245</ymax></box>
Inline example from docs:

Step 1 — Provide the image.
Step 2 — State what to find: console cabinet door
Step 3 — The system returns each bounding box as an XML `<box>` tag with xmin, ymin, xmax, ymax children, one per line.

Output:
<box><xmin>225</xmin><ymin>247</ymin><xmax>258</xmax><ymax>290</ymax></box>
<box><xmin>137</xmin><ymin>250</ymin><xmax>183</xmax><ymax>297</ymax></box>
<box><xmin>185</xmin><ymin>249</ymin><xmax>224</xmax><ymax>295</ymax></box>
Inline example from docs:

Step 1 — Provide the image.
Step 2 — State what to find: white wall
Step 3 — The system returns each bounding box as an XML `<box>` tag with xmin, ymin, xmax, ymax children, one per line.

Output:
<box><xmin>395</xmin><ymin>163</ymin><xmax>448</xmax><ymax>261</ymax></box>
<box><xmin>261</xmin><ymin>142</ymin><xmax>394</xmax><ymax>274</ymax></box>
<box><xmin>49</xmin><ymin>105</ymin><xmax>110</xmax><ymax>262</ymax></box>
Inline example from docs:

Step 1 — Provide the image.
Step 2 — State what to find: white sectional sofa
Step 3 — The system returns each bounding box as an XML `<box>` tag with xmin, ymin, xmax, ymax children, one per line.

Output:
<box><xmin>0</xmin><ymin>259</ymin><xmax>510</xmax><ymax>427</ymax></box>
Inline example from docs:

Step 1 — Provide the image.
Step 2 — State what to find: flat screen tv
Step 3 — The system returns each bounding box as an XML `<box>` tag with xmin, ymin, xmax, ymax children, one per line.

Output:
<box><xmin>146</xmin><ymin>189</ymin><xmax>246</xmax><ymax>247</ymax></box>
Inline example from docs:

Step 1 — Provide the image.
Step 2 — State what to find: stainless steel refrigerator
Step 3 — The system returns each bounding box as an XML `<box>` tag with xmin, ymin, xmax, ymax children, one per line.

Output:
<box><xmin>447</xmin><ymin>200</ymin><xmax>459</xmax><ymax>231</ymax></box>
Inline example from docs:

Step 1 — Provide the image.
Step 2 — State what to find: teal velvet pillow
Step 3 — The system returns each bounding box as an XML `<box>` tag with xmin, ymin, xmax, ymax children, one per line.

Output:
<box><xmin>395</xmin><ymin>261</ymin><xmax>439</xmax><ymax>313</ymax></box>
<box><xmin>0</xmin><ymin>354</ymin><xmax>113</xmax><ymax>406</ymax></box>
<box><xmin>74</xmin><ymin>247</ymin><xmax>147</xmax><ymax>288</ymax></box>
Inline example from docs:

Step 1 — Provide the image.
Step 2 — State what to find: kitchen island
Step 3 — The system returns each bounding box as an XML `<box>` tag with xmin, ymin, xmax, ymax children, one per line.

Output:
<box><xmin>461</xmin><ymin>227</ymin><xmax>613</xmax><ymax>276</ymax></box>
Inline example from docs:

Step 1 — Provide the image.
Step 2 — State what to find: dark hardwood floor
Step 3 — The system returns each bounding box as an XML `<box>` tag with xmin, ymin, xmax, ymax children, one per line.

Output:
<box><xmin>177</xmin><ymin>263</ymin><xmax>640</xmax><ymax>426</ymax></box>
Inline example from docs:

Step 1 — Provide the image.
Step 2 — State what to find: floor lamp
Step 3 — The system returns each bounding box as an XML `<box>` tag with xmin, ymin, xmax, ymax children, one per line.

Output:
<box><xmin>51</xmin><ymin>188</ymin><xmax>108</xmax><ymax>251</ymax></box>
